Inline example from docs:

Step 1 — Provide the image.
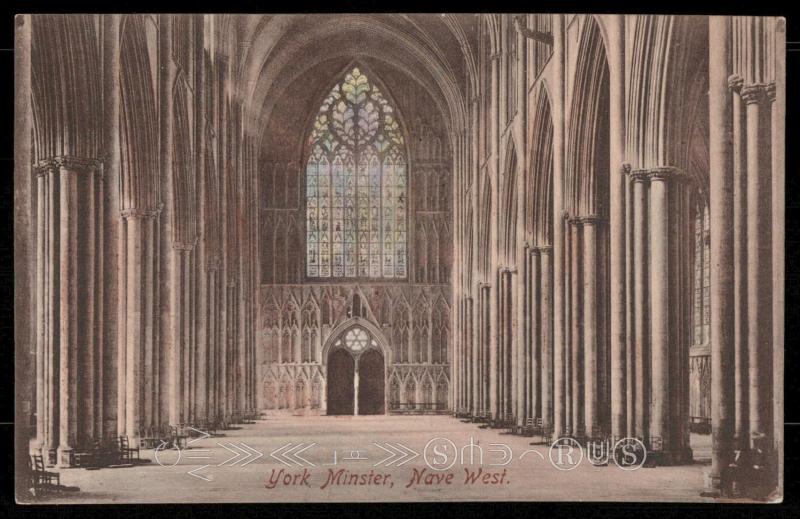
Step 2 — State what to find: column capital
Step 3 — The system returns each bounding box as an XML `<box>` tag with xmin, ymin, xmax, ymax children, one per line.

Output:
<box><xmin>647</xmin><ymin>166</ymin><xmax>682</xmax><ymax>181</ymax></box>
<box><xmin>765</xmin><ymin>82</ymin><xmax>777</xmax><ymax>103</ymax></box>
<box><xmin>478</xmin><ymin>281</ymin><xmax>491</xmax><ymax>289</ymax></box>
<box><xmin>577</xmin><ymin>214</ymin><xmax>604</xmax><ymax>225</ymax></box>
<box><xmin>728</xmin><ymin>74</ymin><xmax>744</xmax><ymax>92</ymax></box>
<box><xmin>36</xmin><ymin>156</ymin><xmax>102</xmax><ymax>176</ymax></box>
<box><xmin>628</xmin><ymin>168</ymin><xmax>649</xmax><ymax>182</ymax></box>
<box><xmin>53</xmin><ymin>155</ymin><xmax>102</xmax><ymax>175</ymax></box>
<box><xmin>34</xmin><ymin>160</ymin><xmax>58</xmax><ymax>177</ymax></box>
<box><xmin>536</xmin><ymin>245</ymin><xmax>553</xmax><ymax>254</ymax></box>
<box><xmin>740</xmin><ymin>83</ymin><xmax>770</xmax><ymax>105</ymax></box>
<box><xmin>121</xmin><ymin>206</ymin><xmax>162</xmax><ymax>220</ymax></box>
<box><xmin>173</xmin><ymin>239</ymin><xmax>197</xmax><ymax>251</ymax></box>
<box><xmin>629</xmin><ymin>166</ymin><xmax>686</xmax><ymax>183</ymax></box>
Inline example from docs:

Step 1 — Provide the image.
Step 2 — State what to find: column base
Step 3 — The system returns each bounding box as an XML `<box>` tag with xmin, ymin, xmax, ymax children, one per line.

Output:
<box><xmin>42</xmin><ymin>446</ymin><xmax>58</xmax><ymax>467</ymax></box>
<box><xmin>650</xmin><ymin>447</ymin><xmax>694</xmax><ymax>466</ymax></box>
<box><xmin>701</xmin><ymin>467</ymin><xmax>723</xmax><ymax>497</ymax></box>
<box><xmin>57</xmin><ymin>446</ymin><xmax>75</xmax><ymax>468</ymax></box>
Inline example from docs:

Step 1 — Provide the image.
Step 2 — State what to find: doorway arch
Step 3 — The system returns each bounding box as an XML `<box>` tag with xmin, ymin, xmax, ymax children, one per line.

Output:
<box><xmin>327</xmin><ymin>349</ymin><xmax>355</xmax><ymax>415</ymax></box>
<box><xmin>324</xmin><ymin>319</ymin><xmax>389</xmax><ymax>415</ymax></box>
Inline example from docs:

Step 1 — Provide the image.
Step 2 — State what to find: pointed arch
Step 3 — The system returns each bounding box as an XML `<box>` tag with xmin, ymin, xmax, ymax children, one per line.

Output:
<box><xmin>321</xmin><ymin>317</ymin><xmax>392</xmax><ymax>365</ymax></box>
<box><xmin>566</xmin><ymin>17</ymin><xmax>610</xmax><ymax>217</ymax></box>
<box><xmin>478</xmin><ymin>176</ymin><xmax>492</xmax><ymax>277</ymax></box>
<box><xmin>501</xmin><ymin>136</ymin><xmax>519</xmax><ymax>260</ymax></box>
<box><xmin>528</xmin><ymin>84</ymin><xmax>554</xmax><ymax>246</ymax></box>
<box><xmin>172</xmin><ymin>74</ymin><xmax>197</xmax><ymax>246</ymax></box>
<box><xmin>119</xmin><ymin>14</ymin><xmax>159</xmax><ymax>213</ymax></box>
<box><xmin>626</xmin><ymin>15</ymin><xmax>709</xmax><ymax>189</ymax></box>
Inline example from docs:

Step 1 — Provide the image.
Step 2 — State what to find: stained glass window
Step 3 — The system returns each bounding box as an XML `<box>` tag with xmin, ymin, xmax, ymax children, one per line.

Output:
<box><xmin>306</xmin><ymin>67</ymin><xmax>407</xmax><ymax>279</ymax></box>
<box><xmin>333</xmin><ymin>326</ymin><xmax>377</xmax><ymax>355</ymax></box>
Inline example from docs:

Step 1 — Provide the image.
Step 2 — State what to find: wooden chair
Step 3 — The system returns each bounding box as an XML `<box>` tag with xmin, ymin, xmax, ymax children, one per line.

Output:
<box><xmin>542</xmin><ymin>424</ymin><xmax>553</xmax><ymax>445</ymax></box>
<box><xmin>118</xmin><ymin>436</ymin><xmax>140</xmax><ymax>463</ymax></box>
<box><xmin>500</xmin><ymin>414</ymin><xmax>517</xmax><ymax>434</ymax></box>
<box><xmin>138</xmin><ymin>425</ymin><xmax>161</xmax><ymax>449</ymax></box>
<box><xmin>522</xmin><ymin>417</ymin><xmax>544</xmax><ymax>437</ymax></box>
<box><xmin>170</xmin><ymin>425</ymin><xmax>189</xmax><ymax>449</ymax></box>
<box><xmin>478</xmin><ymin>412</ymin><xmax>493</xmax><ymax>429</ymax></box>
<box><xmin>30</xmin><ymin>453</ymin><xmax>59</xmax><ymax>489</ymax></box>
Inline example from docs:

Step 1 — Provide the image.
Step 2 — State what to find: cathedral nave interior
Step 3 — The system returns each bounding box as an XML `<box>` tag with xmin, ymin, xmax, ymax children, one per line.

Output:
<box><xmin>14</xmin><ymin>13</ymin><xmax>784</xmax><ymax>502</ymax></box>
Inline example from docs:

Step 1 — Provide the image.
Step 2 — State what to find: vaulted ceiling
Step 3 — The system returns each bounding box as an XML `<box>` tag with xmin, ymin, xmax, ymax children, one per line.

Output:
<box><xmin>211</xmin><ymin>14</ymin><xmax>480</xmax><ymax>145</ymax></box>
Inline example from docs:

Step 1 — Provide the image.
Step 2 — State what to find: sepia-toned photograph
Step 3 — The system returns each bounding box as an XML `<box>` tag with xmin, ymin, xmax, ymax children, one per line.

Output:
<box><xmin>12</xmin><ymin>13</ymin><xmax>785</xmax><ymax>504</ymax></box>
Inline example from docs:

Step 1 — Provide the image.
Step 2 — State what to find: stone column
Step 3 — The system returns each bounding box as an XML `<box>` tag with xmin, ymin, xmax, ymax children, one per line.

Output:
<box><xmin>582</xmin><ymin>216</ymin><xmax>598</xmax><ymax>438</ymax></box>
<box><xmin>606</xmin><ymin>14</ymin><xmax>627</xmax><ymax>440</ymax></box>
<box><xmin>35</xmin><ymin>167</ymin><xmax>45</xmax><ymax>451</ymax></box>
<box><xmin>624</xmin><ymin>167</ymin><xmax>635</xmax><ymax>438</ymax></box>
<box><xmin>530</xmin><ymin>248</ymin><xmax>541</xmax><ymax>420</ymax></box>
<box><xmin>770</xmin><ymin>18</ymin><xmax>786</xmax><ymax>496</ymax></box>
<box><xmin>564</xmin><ymin>215</ymin><xmax>572</xmax><ymax>434</ymax></box>
<box><xmin>631</xmin><ymin>172</ymin><xmax>648</xmax><ymax>440</ymax></box>
<box><xmin>117</xmin><ymin>215</ymin><xmax>128</xmax><ymax>437</ymax></box>
<box><xmin>570</xmin><ymin>219</ymin><xmax>581</xmax><ymax>437</ymax></box>
<box><xmin>468</xmin><ymin>297</ymin><xmax>477</xmax><ymax>415</ymax></box>
<box><xmin>35</xmin><ymin>162</ymin><xmax>60</xmax><ymax>464</ymax></box>
<box><xmin>708</xmin><ymin>15</ymin><xmax>735</xmax><ymax>492</ymax></box>
<box><xmin>515</xmin><ymin>264</ymin><xmax>526</xmax><ymax>426</ymax></box>
<box><xmin>47</xmin><ymin>164</ymin><xmax>59</xmax><ymax>465</ymax></box>
<box><xmin>482</xmin><ymin>284</ymin><xmax>491</xmax><ymax>414</ymax></box>
<box><xmin>15</xmin><ymin>15</ymin><xmax>35</xmax><ymax>488</ymax></box>
<box><xmin>497</xmin><ymin>270</ymin><xmax>506</xmax><ymax>417</ymax></box>
<box><xmin>488</xmin><ymin>27</ymin><xmax>502</xmax><ymax>421</ymax></box>
<box><xmin>353</xmin><ymin>358</ymin><xmax>360</xmax><ymax>416</ymax></box>
<box><xmin>144</xmin><ymin>216</ymin><xmax>158</xmax><ymax>430</ymax></box>
<box><xmin>551</xmin><ymin>14</ymin><xmax>566</xmax><ymax>438</ymax></box>
<box><xmin>58</xmin><ymin>159</ymin><xmax>79</xmax><ymax>467</ymax></box>
<box><xmin>729</xmin><ymin>75</ymin><xmax>749</xmax><ymax>450</ymax></box>
<box><xmin>83</xmin><ymin>164</ymin><xmax>97</xmax><ymax>447</ymax></box>
<box><xmin>125</xmin><ymin>212</ymin><xmax>144</xmax><ymax>441</ymax></box>
<box><xmin>649</xmin><ymin>171</ymin><xmax>670</xmax><ymax>453</ymax></box>
<box><xmin>742</xmin><ymin>83</ymin><xmax>771</xmax><ymax>444</ymax></box>
<box><xmin>505</xmin><ymin>269</ymin><xmax>515</xmax><ymax>418</ymax></box>
<box><xmin>540</xmin><ymin>247</ymin><xmax>553</xmax><ymax>428</ymax></box>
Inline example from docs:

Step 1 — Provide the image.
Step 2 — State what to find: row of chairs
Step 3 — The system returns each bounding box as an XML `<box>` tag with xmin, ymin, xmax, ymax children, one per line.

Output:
<box><xmin>73</xmin><ymin>436</ymin><xmax>142</xmax><ymax>468</ymax></box>
<box><xmin>460</xmin><ymin>410</ymin><xmax>556</xmax><ymax>444</ymax></box>
<box><xmin>137</xmin><ymin>413</ymin><xmax>261</xmax><ymax>450</ymax></box>
<box><xmin>391</xmin><ymin>402</ymin><xmax>448</xmax><ymax>413</ymax></box>
<box><xmin>137</xmin><ymin>425</ymin><xmax>190</xmax><ymax>450</ymax></box>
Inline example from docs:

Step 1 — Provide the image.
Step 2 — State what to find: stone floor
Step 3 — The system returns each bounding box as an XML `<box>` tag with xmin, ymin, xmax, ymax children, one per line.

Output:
<box><xmin>25</xmin><ymin>415</ymin><xmax>722</xmax><ymax>504</ymax></box>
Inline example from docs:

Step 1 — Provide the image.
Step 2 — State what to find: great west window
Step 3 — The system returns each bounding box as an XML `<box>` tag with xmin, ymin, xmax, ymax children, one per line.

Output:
<box><xmin>305</xmin><ymin>67</ymin><xmax>408</xmax><ymax>279</ymax></box>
